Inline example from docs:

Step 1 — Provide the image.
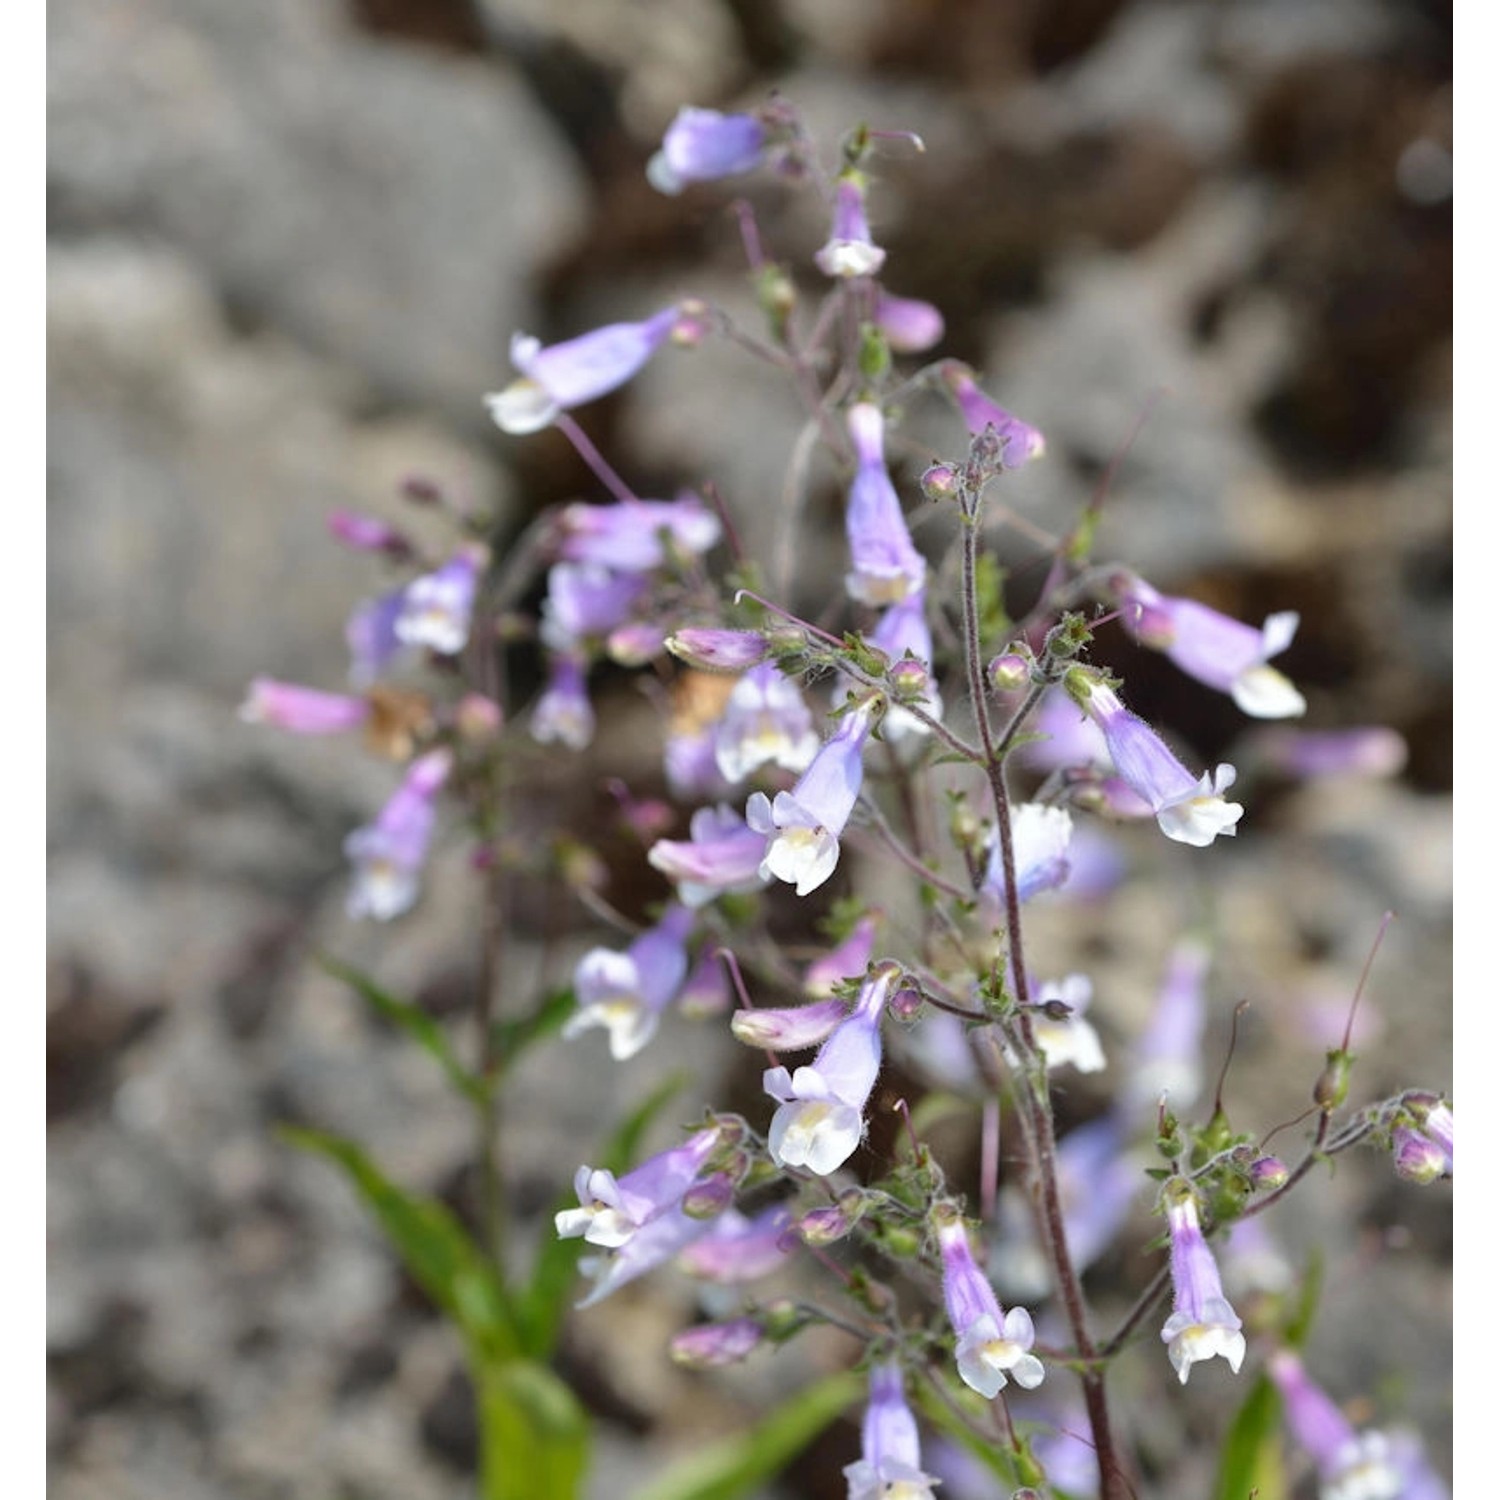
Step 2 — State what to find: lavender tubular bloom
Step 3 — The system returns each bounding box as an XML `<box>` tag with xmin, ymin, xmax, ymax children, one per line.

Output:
<box><xmin>1127</xmin><ymin>937</ymin><xmax>1210</xmax><ymax>1115</ymax></box>
<box><xmin>576</xmin><ymin>1202</ymin><xmax>717</xmax><ymax>1308</ymax></box>
<box><xmin>1160</xmin><ymin>1184</ymin><xmax>1245</xmax><ymax>1383</ymax></box>
<box><xmin>531</xmin><ymin>652</ymin><xmax>595</xmax><ymax>750</ymax></box>
<box><xmin>396</xmin><ymin>545</ymin><xmax>485</xmax><ymax>655</ymax></box>
<box><xmin>326</xmin><ymin>507</ymin><xmax>410</xmax><ymax>557</ymax></box>
<box><xmin>731</xmin><ymin>995</ymin><xmax>851</xmax><ymax>1051</ymax></box>
<box><xmin>344</xmin><ymin>748</ymin><xmax>452</xmax><ymax>921</ymax></box>
<box><xmin>938</xmin><ymin>361</ymin><xmax>1045</xmax><ymax>469</ymax></box>
<box><xmin>982</xmin><ymin>802</ymin><xmax>1074</xmax><ymax>905</ymax></box>
<box><xmin>666</xmin><ymin>627</ymin><xmax>774</xmax><ymax>673</ymax></box>
<box><xmin>346</xmin><ymin>586</ymin><xmax>408</xmax><ymax>688</ymax></box>
<box><xmin>874</xmin><ymin>290</ymin><xmax>945</xmax><ymax>353</ymax></box>
<box><xmin>1073</xmin><ymin>675</ymin><xmax>1243</xmax><ymax>847</ymax></box>
<box><xmin>746</xmin><ymin>698</ymin><xmax>880</xmax><ymax>896</ymax></box>
<box><xmin>486</xmin><ymin>307</ymin><xmax>682</xmax><ymax>434</ymax></box>
<box><xmin>677</xmin><ymin>1205</ymin><xmax>795</xmax><ymax>1282</ymax></box>
<box><xmin>1250</xmin><ymin>726</ymin><xmax>1409</xmax><ymax>780</ymax></box>
<box><xmin>648</xmin><ymin>804</ymin><xmax>770</xmax><ymax>907</ymax></box>
<box><xmin>843</xmin><ymin>404</ymin><xmax>926</xmax><ymax>606</ymax></box>
<box><xmin>935</xmin><ymin>1208</ymin><xmax>1044</xmax><ymax>1396</ymax></box>
<box><xmin>540</xmin><ymin>561</ymin><xmax>648</xmax><ymax>651</ymax></box>
<box><xmin>556</xmin><ymin>1122</ymin><xmax>729</xmax><ymax>1247</ymax></box>
<box><xmin>647</xmin><ymin>107</ymin><xmax>766</xmax><ymax>195</ymax></box>
<box><xmin>1113</xmin><ymin>571</ymin><xmax>1306</xmax><ymax>719</ymax></box>
<box><xmin>670</xmin><ymin>1317</ymin><xmax>765</xmax><ymax>1369</ymax></box>
<box><xmin>240</xmin><ymin>678</ymin><xmax>369</xmax><ymax>735</ymax></box>
<box><xmin>564</xmin><ymin>905</ymin><xmax>695</xmax><ymax>1060</ymax></box>
<box><xmin>556</xmin><ymin>495</ymin><xmax>720</xmax><ymax>572</ymax></box>
<box><xmin>843</xmin><ymin>1363</ymin><xmax>940</xmax><ymax>1500</ymax></box>
<box><xmin>714</xmin><ymin>662</ymin><xmax>820</xmax><ymax>782</ymax></box>
<box><xmin>815</xmin><ymin>174</ymin><xmax>886</xmax><ymax>279</ymax></box>
<box><xmin>763</xmin><ymin>962</ymin><xmax>896</xmax><ymax>1175</ymax></box>
<box><xmin>803</xmin><ymin>914</ymin><xmax>879</xmax><ymax>997</ymax></box>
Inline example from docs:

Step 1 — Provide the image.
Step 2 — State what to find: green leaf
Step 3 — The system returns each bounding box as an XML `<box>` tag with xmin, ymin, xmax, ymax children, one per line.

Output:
<box><xmin>280</xmin><ymin>1126</ymin><xmax>520</xmax><ymax>1361</ymax></box>
<box><xmin>1214</xmin><ymin>1372</ymin><xmax>1286</xmax><ymax>1500</ymax></box>
<box><xmin>318</xmin><ymin>954</ymin><xmax>483</xmax><ymax>1103</ymax></box>
<box><xmin>630</xmin><ymin>1370</ymin><xmax>863</xmax><ymax>1500</ymax></box>
<box><xmin>475</xmin><ymin>1355</ymin><xmax>591</xmax><ymax>1500</ymax></box>
<box><xmin>519</xmin><ymin>1072</ymin><xmax>691</xmax><ymax>1359</ymax></box>
<box><xmin>491</xmin><ymin>986</ymin><xmax>578</xmax><ymax>1076</ymax></box>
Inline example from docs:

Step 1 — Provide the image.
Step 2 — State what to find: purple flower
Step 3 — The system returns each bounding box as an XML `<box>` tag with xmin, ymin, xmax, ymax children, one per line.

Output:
<box><xmin>346</xmin><ymin>585</ymin><xmax>408</xmax><ymax>688</ymax></box>
<box><xmin>540</xmin><ymin>561</ymin><xmax>648</xmax><ymax>650</ymax></box>
<box><xmin>647</xmin><ymin>107</ymin><xmax>766</xmax><ymax>195</ymax></box>
<box><xmin>935</xmin><ymin>1207</ymin><xmax>1044</xmax><ymax>1396</ymax></box>
<box><xmin>982</xmin><ymin>801</ymin><xmax>1074</xmax><ymax>905</ymax></box>
<box><xmin>1126</xmin><ymin>937</ymin><xmax>1210</xmax><ymax>1116</ymax></box>
<box><xmin>344</xmin><ymin>749</ymin><xmax>452</xmax><ymax>921</ymax></box>
<box><xmin>240</xmin><ymin>678</ymin><xmax>369</xmax><ymax>735</ymax></box>
<box><xmin>677</xmin><ymin>1205</ymin><xmax>796</xmax><ymax>1282</ymax></box>
<box><xmin>843</xmin><ymin>404</ymin><xmax>926</xmax><ymax>606</ymax></box>
<box><xmin>843</xmin><ymin>1363</ymin><xmax>940</xmax><ymax>1500</ymax></box>
<box><xmin>762</xmin><ymin>961</ymin><xmax>897</xmax><ymax>1175</ymax></box>
<box><xmin>647</xmin><ymin>804</ymin><xmax>770</xmax><ymax>907</ymax></box>
<box><xmin>575</xmin><ymin>1202</ymin><xmax>717</xmax><ymax>1308</ymax></box>
<box><xmin>326</xmin><ymin>507</ymin><xmax>410</xmax><ymax>557</ymax></box>
<box><xmin>938</xmin><ymin>361</ymin><xmax>1046</xmax><ymax>469</ymax></box>
<box><xmin>531</xmin><ymin>652</ymin><xmax>596</xmax><ymax>750</ymax></box>
<box><xmin>730</xmin><ymin>994</ymin><xmax>852</xmax><ymax>1052</ymax></box>
<box><xmin>1392</xmin><ymin>1124</ymin><xmax>1450</xmax><ymax>1184</ymax></box>
<box><xmin>556</xmin><ymin>1122</ymin><xmax>731</xmax><ymax>1248</ymax></box>
<box><xmin>564</xmin><ymin>904</ymin><xmax>695</xmax><ymax>1060</ymax></box>
<box><xmin>1249</xmin><ymin>726</ymin><xmax>1409</xmax><ymax>780</ymax></box>
<box><xmin>677</xmin><ymin>946</ymin><xmax>731</xmax><ymax>1017</ymax></box>
<box><xmin>874</xmin><ymin>291</ymin><xmax>945</xmax><ymax>353</ymax></box>
<box><xmin>714</xmin><ymin>662</ymin><xmax>820</xmax><ymax>783</ymax></box>
<box><xmin>556</xmin><ymin>494</ymin><xmax>721</xmax><ymax>572</ymax></box>
<box><xmin>815</xmin><ymin>174</ymin><xmax>886</xmax><ymax>279</ymax></box>
<box><xmin>1072</xmin><ymin>674</ymin><xmax>1243</xmax><ymax>847</ymax></box>
<box><xmin>1160</xmin><ymin>1184</ymin><xmax>1245</xmax><ymax>1383</ymax></box>
<box><xmin>670</xmin><ymin>1317</ymin><xmax>765</xmax><ymax>1369</ymax></box>
<box><xmin>745</xmin><ymin>698</ymin><xmax>880</xmax><ymax>896</ymax></box>
<box><xmin>1113</xmin><ymin>571</ymin><xmax>1306</xmax><ymax>719</ymax></box>
<box><xmin>803</xmin><ymin>914</ymin><xmax>880</xmax><ymax>997</ymax></box>
<box><xmin>396</xmin><ymin>545</ymin><xmax>485</xmax><ymax>655</ymax></box>
<box><xmin>666</xmin><ymin>627</ymin><xmax>775</xmax><ymax>673</ymax></box>
<box><xmin>864</xmin><ymin>590</ymin><xmax>941</xmax><ymax>743</ymax></box>
<box><xmin>486</xmin><ymin>307</ymin><xmax>683</xmax><ymax>434</ymax></box>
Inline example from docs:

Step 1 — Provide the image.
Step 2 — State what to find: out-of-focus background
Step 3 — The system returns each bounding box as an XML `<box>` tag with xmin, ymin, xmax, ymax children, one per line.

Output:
<box><xmin>48</xmin><ymin>2</ymin><xmax>1451</xmax><ymax>1497</ymax></box>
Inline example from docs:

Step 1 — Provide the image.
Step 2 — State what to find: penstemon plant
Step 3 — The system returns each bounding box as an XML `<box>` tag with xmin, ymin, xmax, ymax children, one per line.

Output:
<box><xmin>245</xmin><ymin>98</ymin><xmax>1451</xmax><ymax>1500</ymax></box>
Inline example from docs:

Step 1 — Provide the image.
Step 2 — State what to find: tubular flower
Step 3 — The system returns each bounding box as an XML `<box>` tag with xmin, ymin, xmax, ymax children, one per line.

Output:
<box><xmin>843</xmin><ymin>1362</ymin><xmax>941</xmax><ymax>1500</ymax></box>
<box><xmin>938</xmin><ymin>361</ymin><xmax>1046</xmax><ymax>469</ymax></box>
<box><xmin>1249</xmin><ymin>725</ymin><xmax>1408</xmax><ymax>780</ymax></box>
<box><xmin>647</xmin><ymin>107</ymin><xmax>766</xmax><ymax>195</ymax></box>
<box><xmin>803</xmin><ymin>913</ymin><xmax>880</xmax><ymax>997</ymax></box>
<box><xmin>1159</xmin><ymin>1182</ymin><xmax>1245</xmax><ymax>1384</ymax></box>
<box><xmin>670</xmin><ymin>1317</ymin><xmax>766</xmax><ymax>1369</ymax></box>
<box><xmin>763</xmin><ymin>961</ymin><xmax>897</xmax><ymax>1175</ymax></box>
<box><xmin>713</xmin><ymin>662</ymin><xmax>821</xmax><ymax>783</ymax></box>
<box><xmin>531</xmin><ymin>651</ymin><xmax>596</xmax><ymax>750</ymax></box>
<box><xmin>666</xmin><ymin>627</ymin><xmax>774</xmax><ymax>673</ymax></box>
<box><xmin>1126</xmin><ymin>937</ymin><xmax>1210</xmax><ymax>1116</ymax></box>
<box><xmin>346</xmin><ymin>585</ymin><xmax>408</xmax><ymax>689</ymax></box>
<box><xmin>555</xmin><ymin>494</ymin><xmax>721</xmax><ymax>572</ymax></box>
<box><xmin>396</xmin><ymin>545</ymin><xmax>486</xmax><ymax>655</ymax></box>
<box><xmin>874</xmin><ymin>290</ymin><xmax>945</xmax><ymax>353</ymax></box>
<box><xmin>564</xmin><ymin>904</ymin><xmax>695</xmax><ymax>1060</ymax></box>
<box><xmin>1112</xmin><ymin>570</ymin><xmax>1306</xmax><ymax>719</ymax></box>
<box><xmin>982</xmin><ymin>802</ymin><xmax>1074</xmax><ymax>905</ymax></box>
<box><xmin>934</xmin><ymin>1206</ymin><xmax>1044</xmax><ymax>1397</ymax></box>
<box><xmin>485</xmin><ymin>307</ymin><xmax>684</xmax><ymax>434</ymax></box>
<box><xmin>539</xmin><ymin>561</ymin><xmax>648</xmax><ymax>651</ymax></box>
<box><xmin>344</xmin><ymin>748</ymin><xmax>452</xmax><ymax>921</ymax></box>
<box><xmin>731</xmin><ymin>995</ymin><xmax>851</xmax><ymax>1052</ymax></box>
<box><xmin>575</xmin><ymin>1202</ymin><xmax>718</xmax><ymax>1309</ymax></box>
<box><xmin>1031</xmin><ymin>973</ymin><xmax>1106</xmax><ymax>1074</ymax></box>
<box><xmin>240</xmin><ymin>678</ymin><xmax>370</xmax><ymax>736</ymax></box>
<box><xmin>815</xmin><ymin>173</ymin><xmax>886</xmax><ymax>278</ymax></box>
<box><xmin>746</xmin><ymin>698</ymin><xmax>880</xmax><ymax>896</ymax></box>
<box><xmin>677</xmin><ymin>1205</ymin><xmax>796</xmax><ymax>1282</ymax></box>
<box><xmin>843</xmin><ymin>403</ymin><xmax>926</xmax><ymax>606</ymax></box>
<box><xmin>647</xmin><ymin>804</ymin><xmax>770</xmax><ymax>907</ymax></box>
<box><xmin>326</xmin><ymin>507</ymin><xmax>410</xmax><ymax>557</ymax></box>
<box><xmin>556</xmin><ymin>1122</ymin><xmax>731</xmax><ymax>1248</ymax></box>
<box><xmin>1070</xmin><ymin>673</ymin><xmax>1243</xmax><ymax>847</ymax></box>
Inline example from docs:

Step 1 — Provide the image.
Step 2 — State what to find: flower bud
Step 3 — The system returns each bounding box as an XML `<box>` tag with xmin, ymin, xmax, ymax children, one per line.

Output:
<box><xmin>1392</xmin><ymin>1126</ymin><xmax>1449</xmax><ymax>1185</ymax></box>
<box><xmin>889</xmin><ymin>984</ymin><xmax>923</xmax><ymax>1023</ymax></box>
<box><xmin>681</xmin><ymin>1172</ymin><xmax>735</xmax><ymax>1220</ymax></box>
<box><xmin>797</xmin><ymin>1203</ymin><xmax>857</xmax><ymax>1246</ymax></box>
<box><xmin>988</xmin><ymin>652</ymin><xmax>1030</xmax><ymax>692</ymax></box>
<box><xmin>1314</xmin><ymin>1049</ymin><xmax>1352</xmax><ymax>1111</ymax></box>
<box><xmin>666</xmin><ymin>628</ymin><xmax>773</xmax><ymax>672</ymax></box>
<box><xmin>1249</xmin><ymin>1155</ymin><xmax>1289</xmax><ymax>1191</ymax></box>
<box><xmin>669</xmin><ymin>1317</ymin><xmax>765</xmax><ymax>1369</ymax></box>
<box><xmin>888</xmin><ymin>656</ymin><xmax>930</xmax><ymax>699</ymax></box>
<box><xmin>920</xmin><ymin>463</ymin><xmax>959</xmax><ymax>501</ymax></box>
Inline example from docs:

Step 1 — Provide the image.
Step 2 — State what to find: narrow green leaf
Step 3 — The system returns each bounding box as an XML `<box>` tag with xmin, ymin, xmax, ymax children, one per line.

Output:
<box><xmin>318</xmin><ymin>954</ymin><xmax>483</xmax><ymax>1103</ymax></box>
<box><xmin>491</xmin><ymin>985</ymin><xmax>578</xmax><ymax>1076</ymax></box>
<box><xmin>475</xmin><ymin>1355</ymin><xmax>591</xmax><ymax>1500</ymax></box>
<box><xmin>1214</xmin><ymin>1372</ymin><xmax>1286</xmax><ymax>1500</ymax></box>
<box><xmin>280</xmin><ymin>1126</ymin><xmax>519</xmax><ymax>1360</ymax></box>
<box><xmin>630</xmin><ymin>1370</ymin><xmax>863</xmax><ymax>1500</ymax></box>
<box><xmin>519</xmin><ymin>1072</ymin><xmax>691</xmax><ymax>1358</ymax></box>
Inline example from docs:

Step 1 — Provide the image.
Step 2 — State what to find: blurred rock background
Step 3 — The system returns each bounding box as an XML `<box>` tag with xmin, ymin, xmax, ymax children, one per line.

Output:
<box><xmin>48</xmin><ymin>1</ymin><xmax>1451</xmax><ymax>1497</ymax></box>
